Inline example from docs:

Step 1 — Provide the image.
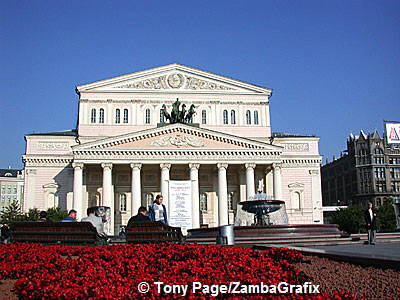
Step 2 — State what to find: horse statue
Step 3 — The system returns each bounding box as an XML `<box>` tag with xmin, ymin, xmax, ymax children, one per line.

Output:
<box><xmin>170</xmin><ymin>98</ymin><xmax>181</xmax><ymax>123</ymax></box>
<box><xmin>160</xmin><ymin>104</ymin><xmax>171</xmax><ymax>123</ymax></box>
<box><xmin>184</xmin><ymin>104</ymin><xmax>196</xmax><ymax>124</ymax></box>
<box><xmin>179</xmin><ymin>104</ymin><xmax>186</xmax><ymax>123</ymax></box>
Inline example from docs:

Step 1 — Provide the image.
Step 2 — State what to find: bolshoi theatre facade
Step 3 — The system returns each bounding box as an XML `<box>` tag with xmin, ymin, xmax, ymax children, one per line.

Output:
<box><xmin>23</xmin><ymin>64</ymin><xmax>323</xmax><ymax>234</ymax></box>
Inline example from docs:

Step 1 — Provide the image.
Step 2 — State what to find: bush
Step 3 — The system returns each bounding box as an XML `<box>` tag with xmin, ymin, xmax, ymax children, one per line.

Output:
<box><xmin>0</xmin><ymin>204</ymin><xmax>68</xmax><ymax>224</ymax></box>
<box><xmin>332</xmin><ymin>205</ymin><xmax>366</xmax><ymax>234</ymax></box>
<box><xmin>46</xmin><ymin>207</ymin><xmax>68</xmax><ymax>221</ymax></box>
<box><xmin>377</xmin><ymin>198</ymin><xmax>397</xmax><ymax>231</ymax></box>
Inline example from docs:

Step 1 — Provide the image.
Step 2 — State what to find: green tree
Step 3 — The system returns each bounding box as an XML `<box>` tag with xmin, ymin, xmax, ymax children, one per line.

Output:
<box><xmin>46</xmin><ymin>207</ymin><xmax>68</xmax><ymax>221</ymax></box>
<box><xmin>26</xmin><ymin>208</ymin><xmax>40</xmax><ymax>221</ymax></box>
<box><xmin>0</xmin><ymin>201</ymin><xmax>26</xmax><ymax>224</ymax></box>
<box><xmin>331</xmin><ymin>205</ymin><xmax>366</xmax><ymax>233</ymax></box>
<box><xmin>377</xmin><ymin>197</ymin><xmax>396</xmax><ymax>231</ymax></box>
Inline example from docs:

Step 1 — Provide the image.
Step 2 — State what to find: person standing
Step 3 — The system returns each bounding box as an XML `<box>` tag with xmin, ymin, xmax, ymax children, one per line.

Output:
<box><xmin>364</xmin><ymin>202</ymin><xmax>377</xmax><ymax>245</ymax></box>
<box><xmin>148</xmin><ymin>194</ymin><xmax>168</xmax><ymax>225</ymax></box>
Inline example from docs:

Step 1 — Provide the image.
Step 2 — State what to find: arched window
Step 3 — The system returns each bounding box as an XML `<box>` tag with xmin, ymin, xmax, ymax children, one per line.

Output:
<box><xmin>145</xmin><ymin>108</ymin><xmax>151</xmax><ymax>124</ymax></box>
<box><xmin>99</xmin><ymin>108</ymin><xmax>104</xmax><ymax>123</ymax></box>
<box><xmin>246</xmin><ymin>110</ymin><xmax>251</xmax><ymax>125</ymax></box>
<box><xmin>145</xmin><ymin>193</ymin><xmax>154</xmax><ymax>207</ymax></box>
<box><xmin>231</xmin><ymin>110</ymin><xmax>236</xmax><ymax>124</ymax></box>
<box><xmin>115</xmin><ymin>109</ymin><xmax>121</xmax><ymax>124</ymax></box>
<box><xmin>200</xmin><ymin>193</ymin><xmax>208</xmax><ymax>211</ymax></box>
<box><xmin>123</xmin><ymin>109</ymin><xmax>129</xmax><ymax>123</ymax></box>
<box><xmin>223</xmin><ymin>110</ymin><xmax>228</xmax><ymax>124</ymax></box>
<box><xmin>91</xmin><ymin>108</ymin><xmax>96</xmax><ymax>123</ymax></box>
<box><xmin>228</xmin><ymin>192</ymin><xmax>234</xmax><ymax>210</ymax></box>
<box><xmin>292</xmin><ymin>192</ymin><xmax>301</xmax><ymax>210</ymax></box>
<box><xmin>254</xmin><ymin>111</ymin><xmax>259</xmax><ymax>125</ymax></box>
<box><xmin>119</xmin><ymin>193</ymin><xmax>127</xmax><ymax>212</ymax></box>
<box><xmin>201</xmin><ymin>110</ymin><xmax>207</xmax><ymax>124</ymax></box>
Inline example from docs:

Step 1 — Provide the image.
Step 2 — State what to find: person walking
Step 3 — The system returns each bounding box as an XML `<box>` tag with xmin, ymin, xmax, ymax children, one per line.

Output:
<box><xmin>148</xmin><ymin>194</ymin><xmax>168</xmax><ymax>225</ymax></box>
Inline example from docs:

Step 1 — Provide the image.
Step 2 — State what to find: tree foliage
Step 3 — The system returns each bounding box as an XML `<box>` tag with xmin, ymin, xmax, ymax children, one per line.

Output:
<box><xmin>0</xmin><ymin>204</ymin><xmax>68</xmax><ymax>225</ymax></box>
<box><xmin>331</xmin><ymin>205</ymin><xmax>366</xmax><ymax>233</ymax></box>
<box><xmin>376</xmin><ymin>197</ymin><xmax>397</xmax><ymax>231</ymax></box>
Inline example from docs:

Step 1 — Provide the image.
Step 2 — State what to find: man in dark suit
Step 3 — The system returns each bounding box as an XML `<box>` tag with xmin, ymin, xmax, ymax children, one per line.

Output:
<box><xmin>127</xmin><ymin>206</ymin><xmax>151</xmax><ymax>228</ymax></box>
<box><xmin>364</xmin><ymin>202</ymin><xmax>377</xmax><ymax>245</ymax></box>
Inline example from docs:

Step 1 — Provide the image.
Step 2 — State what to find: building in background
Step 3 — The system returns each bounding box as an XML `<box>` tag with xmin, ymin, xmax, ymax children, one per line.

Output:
<box><xmin>321</xmin><ymin>129</ymin><xmax>400</xmax><ymax>208</ymax></box>
<box><xmin>0</xmin><ymin>168</ymin><xmax>24</xmax><ymax>211</ymax></box>
<box><xmin>22</xmin><ymin>64</ymin><xmax>323</xmax><ymax>234</ymax></box>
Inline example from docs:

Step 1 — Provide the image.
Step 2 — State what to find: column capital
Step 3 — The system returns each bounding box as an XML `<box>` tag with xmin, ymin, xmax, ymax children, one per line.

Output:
<box><xmin>189</xmin><ymin>163</ymin><xmax>200</xmax><ymax>170</ymax></box>
<box><xmin>309</xmin><ymin>169</ymin><xmax>319</xmax><ymax>176</ymax></box>
<box><xmin>72</xmin><ymin>162</ymin><xmax>84</xmax><ymax>169</ymax></box>
<box><xmin>272</xmin><ymin>163</ymin><xmax>282</xmax><ymax>171</ymax></box>
<box><xmin>26</xmin><ymin>169</ymin><xmax>37</xmax><ymax>175</ymax></box>
<box><xmin>217</xmin><ymin>163</ymin><xmax>228</xmax><ymax>170</ymax></box>
<box><xmin>101</xmin><ymin>162</ymin><xmax>113</xmax><ymax>170</ymax></box>
<box><xmin>160</xmin><ymin>163</ymin><xmax>171</xmax><ymax>170</ymax></box>
<box><xmin>245</xmin><ymin>163</ymin><xmax>256</xmax><ymax>169</ymax></box>
<box><xmin>264</xmin><ymin>165</ymin><xmax>273</xmax><ymax>173</ymax></box>
<box><xmin>130</xmin><ymin>163</ymin><xmax>142</xmax><ymax>170</ymax></box>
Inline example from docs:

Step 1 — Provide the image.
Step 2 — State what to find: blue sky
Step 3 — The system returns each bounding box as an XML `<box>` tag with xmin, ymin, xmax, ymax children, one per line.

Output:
<box><xmin>1</xmin><ymin>0</ymin><xmax>399</xmax><ymax>169</ymax></box>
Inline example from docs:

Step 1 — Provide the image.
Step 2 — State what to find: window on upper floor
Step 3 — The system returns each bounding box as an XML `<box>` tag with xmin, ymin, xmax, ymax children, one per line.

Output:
<box><xmin>374</xmin><ymin>167</ymin><xmax>385</xmax><ymax>179</ymax></box>
<box><xmin>227</xmin><ymin>192</ymin><xmax>234</xmax><ymax>210</ymax></box>
<box><xmin>254</xmin><ymin>111</ymin><xmax>259</xmax><ymax>125</ymax></box>
<box><xmin>119</xmin><ymin>193</ymin><xmax>127</xmax><ymax>212</ymax></box>
<box><xmin>200</xmin><ymin>193</ymin><xmax>208</xmax><ymax>211</ymax></box>
<box><xmin>231</xmin><ymin>110</ymin><xmax>236</xmax><ymax>124</ymax></box>
<box><xmin>99</xmin><ymin>108</ymin><xmax>104</xmax><ymax>124</ymax></box>
<box><xmin>123</xmin><ymin>109</ymin><xmax>129</xmax><ymax>123</ymax></box>
<box><xmin>91</xmin><ymin>108</ymin><xmax>96</xmax><ymax>123</ymax></box>
<box><xmin>160</xmin><ymin>109</ymin><xmax>164</xmax><ymax>123</ymax></box>
<box><xmin>246</xmin><ymin>110</ymin><xmax>251</xmax><ymax>125</ymax></box>
<box><xmin>115</xmin><ymin>109</ymin><xmax>121</xmax><ymax>124</ymax></box>
<box><xmin>201</xmin><ymin>110</ymin><xmax>207</xmax><ymax>124</ymax></box>
<box><xmin>374</xmin><ymin>148</ymin><xmax>384</xmax><ymax>155</ymax></box>
<box><xmin>223</xmin><ymin>110</ymin><xmax>228</xmax><ymax>124</ymax></box>
<box><xmin>145</xmin><ymin>108</ymin><xmax>151</xmax><ymax>124</ymax></box>
<box><xmin>390</xmin><ymin>168</ymin><xmax>400</xmax><ymax>179</ymax></box>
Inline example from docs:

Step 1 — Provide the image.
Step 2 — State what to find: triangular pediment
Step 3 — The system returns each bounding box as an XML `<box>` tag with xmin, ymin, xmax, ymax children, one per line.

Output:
<box><xmin>73</xmin><ymin>123</ymin><xmax>282</xmax><ymax>152</ymax></box>
<box><xmin>76</xmin><ymin>64</ymin><xmax>272</xmax><ymax>95</ymax></box>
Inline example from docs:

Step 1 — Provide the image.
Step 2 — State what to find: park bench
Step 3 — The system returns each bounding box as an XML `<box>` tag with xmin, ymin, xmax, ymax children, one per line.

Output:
<box><xmin>126</xmin><ymin>221</ymin><xmax>184</xmax><ymax>244</ymax></box>
<box><xmin>10</xmin><ymin>221</ymin><xmax>106</xmax><ymax>245</ymax></box>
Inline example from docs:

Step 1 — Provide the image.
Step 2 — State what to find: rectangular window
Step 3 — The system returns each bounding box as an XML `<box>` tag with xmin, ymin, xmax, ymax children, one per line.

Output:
<box><xmin>390</xmin><ymin>168</ymin><xmax>400</xmax><ymax>179</ymax></box>
<box><xmin>201</xmin><ymin>110</ymin><xmax>207</xmax><ymax>124</ymax></box>
<box><xmin>376</xmin><ymin>181</ymin><xmax>386</xmax><ymax>192</ymax></box>
<box><xmin>123</xmin><ymin>109</ymin><xmax>129</xmax><ymax>123</ymax></box>
<box><xmin>391</xmin><ymin>181</ymin><xmax>400</xmax><ymax>192</ymax></box>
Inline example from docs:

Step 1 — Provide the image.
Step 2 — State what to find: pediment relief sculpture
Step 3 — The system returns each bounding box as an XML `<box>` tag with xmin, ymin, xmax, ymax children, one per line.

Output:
<box><xmin>150</xmin><ymin>135</ymin><xmax>205</xmax><ymax>148</ymax></box>
<box><xmin>113</xmin><ymin>72</ymin><xmax>234</xmax><ymax>91</ymax></box>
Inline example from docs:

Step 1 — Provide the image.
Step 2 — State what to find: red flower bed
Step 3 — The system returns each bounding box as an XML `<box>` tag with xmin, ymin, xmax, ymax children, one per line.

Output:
<box><xmin>0</xmin><ymin>243</ymin><xmax>354</xmax><ymax>299</ymax></box>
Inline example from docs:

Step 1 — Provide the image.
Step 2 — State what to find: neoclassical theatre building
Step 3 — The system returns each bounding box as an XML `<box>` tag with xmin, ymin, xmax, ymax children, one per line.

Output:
<box><xmin>23</xmin><ymin>64</ymin><xmax>323</xmax><ymax>234</ymax></box>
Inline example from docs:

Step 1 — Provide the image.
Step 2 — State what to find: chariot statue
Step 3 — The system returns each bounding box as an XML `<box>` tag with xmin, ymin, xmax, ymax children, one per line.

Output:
<box><xmin>160</xmin><ymin>98</ymin><xmax>196</xmax><ymax>125</ymax></box>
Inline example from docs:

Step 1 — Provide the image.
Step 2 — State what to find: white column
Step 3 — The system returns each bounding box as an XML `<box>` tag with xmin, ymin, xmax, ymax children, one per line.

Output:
<box><xmin>310</xmin><ymin>169</ymin><xmax>323</xmax><ymax>223</ymax></box>
<box><xmin>265</xmin><ymin>166</ymin><xmax>274</xmax><ymax>196</ymax></box>
<box><xmin>189</xmin><ymin>163</ymin><xmax>200</xmax><ymax>229</ymax></box>
<box><xmin>24</xmin><ymin>169</ymin><xmax>36</xmax><ymax>212</ymax></box>
<box><xmin>102</xmin><ymin>163</ymin><xmax>113</xmax><ymax>235</ymax></box>
<box><xmin>245</xmin><ymin>163</ymin><xmax>256</xmax><ymax>199</ymax></box>
<box><xmin>217</xmin><ymin>163</ymin><xmax>229</xmax><ymax>226</ymax></box>
<box><xmin>273</xmin><ymin>163</ymin><xmax>282</xmax><ymax>200</ymax></box>
<box><xmin>160</xmin><ymin>163</ymin><xmax>171</xmax><ymax>214</ymax></box>
<box><xmin>72</xmin><ymin>162</ymin><xmax>84</xmax><ymax>220</ymax></box>
<box><xmin>130</xmin><ymin>163</ymin><xmax>142</xmax><ymax>216</ymax></box>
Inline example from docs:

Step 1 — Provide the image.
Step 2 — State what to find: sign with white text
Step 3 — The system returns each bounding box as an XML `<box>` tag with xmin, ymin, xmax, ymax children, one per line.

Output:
<box><xmin>169</xmin><ymin>180</ymin><xmax>192</xmax><ymax>233</ymax></box>
<box><xmin>386</xmin><ymin>122</ymin><xmax>400</xmax><ymax>144</ymax></box>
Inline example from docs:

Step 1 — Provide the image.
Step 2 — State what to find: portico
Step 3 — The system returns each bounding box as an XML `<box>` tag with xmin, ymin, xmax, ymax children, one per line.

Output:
<box><xmin>70</xmin><ymin>123</ymin><xmax>283</xmax><ymax>233</ymax></box>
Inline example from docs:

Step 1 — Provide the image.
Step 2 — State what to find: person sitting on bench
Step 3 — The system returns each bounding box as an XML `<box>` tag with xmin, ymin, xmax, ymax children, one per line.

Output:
<box><xmin>38</xmin><ymin>211</ymin><xmax>52</xmax><ymax>222</ymax></box>
<box><xmin>61</xmin><ymin>210</ymin><xmax>77</xmax><ymax>222</ymax></box>
<box><xmin>127</xmin><ymin>206</ymin><xmax>151</xmax><ymax>227</ymax></box>
<box><xmin>81</xmin><ymin>207</ymin><xmax>105</xmax><ymax>235</ymax></box>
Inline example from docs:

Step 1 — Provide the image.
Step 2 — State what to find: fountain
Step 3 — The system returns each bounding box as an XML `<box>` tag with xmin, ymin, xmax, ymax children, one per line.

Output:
<box><xmin>236</xmin><ymin>193</ymin><xmax>288</xmax><ymax>226</ymax></box>
<box><xmin>186</xmin><ymin>192</ymin><xmax>341</xmax><ymax>246</ymax></box>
